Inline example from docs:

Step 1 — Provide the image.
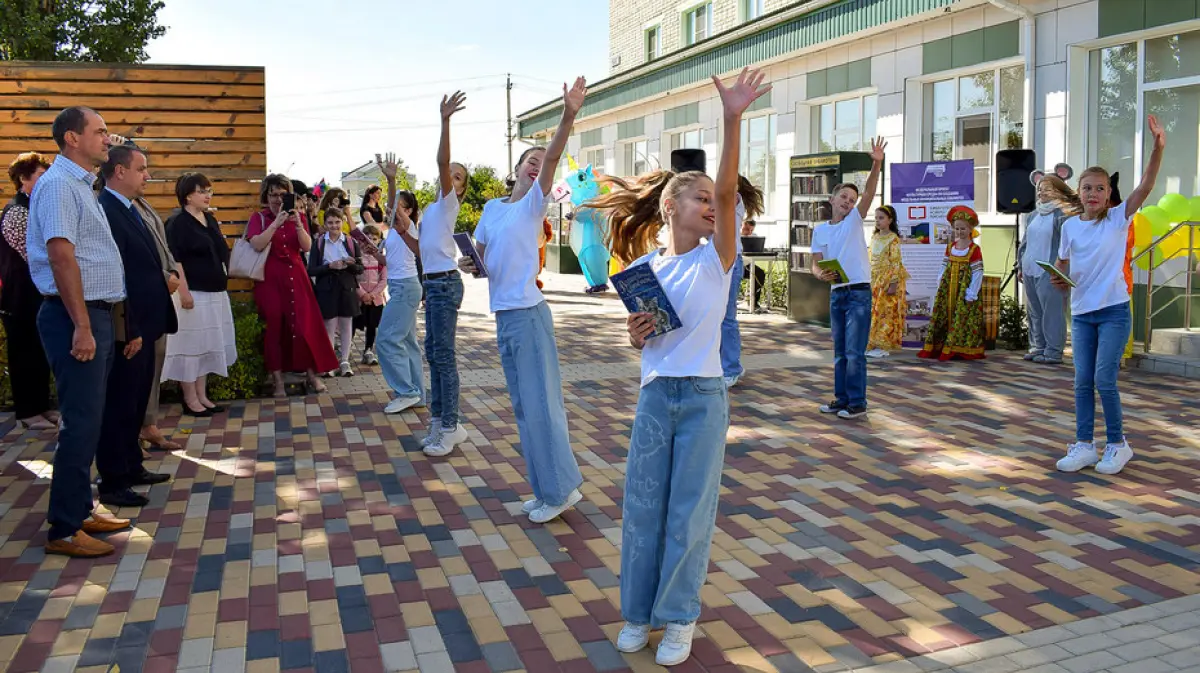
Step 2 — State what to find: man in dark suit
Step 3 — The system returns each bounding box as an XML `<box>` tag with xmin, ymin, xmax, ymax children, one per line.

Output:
<box><xmin>95</xmin><ymin>143</ymin><xmax>175</xmax><ymax>507</ymax></box>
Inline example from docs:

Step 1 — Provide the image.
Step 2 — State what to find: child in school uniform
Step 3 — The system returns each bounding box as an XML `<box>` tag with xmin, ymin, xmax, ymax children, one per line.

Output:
<box><xmin>1053</xmin><ymin>116</ymin><xmax>1166</xmax><ymax>476</ymax></box>
<box><xmin>356</xmin><ymin>224</ymin><xmax>387</xmax><ymax>365</ymax></box>
<box><xmin>457</xmin><ymin>80</ymin><xmax>587</xmax><ymax>525</ymax></box>
<box><xmin>308</xmin><ymin>207</ymin><xmax>363</xmax><ymax>376</ymax></box>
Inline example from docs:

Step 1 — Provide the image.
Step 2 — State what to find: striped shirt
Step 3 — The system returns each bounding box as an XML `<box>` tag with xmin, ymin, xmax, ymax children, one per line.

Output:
<box><xmin>27</xmin><ymin>155</ymin><xmax>125</xmax><ymax>303</ymax></box>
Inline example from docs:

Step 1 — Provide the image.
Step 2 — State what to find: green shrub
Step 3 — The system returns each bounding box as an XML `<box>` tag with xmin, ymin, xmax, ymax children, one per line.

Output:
<box><xmin>206</xmin><ymin>298</ymin><xmax>268</xmax><ymax>401</ymax></box>
<box><xmin>998</xmin><ymin>295</ymin><xmax>1029</xmax><ymax>351</ymax></box>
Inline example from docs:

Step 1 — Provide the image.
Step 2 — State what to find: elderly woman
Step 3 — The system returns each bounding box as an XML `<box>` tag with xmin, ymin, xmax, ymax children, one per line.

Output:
<box><xmin>246</xmin><ymin>174</ymin><xmax>338</xmax><ymax>397</ymax></box>
<box><xmin>1</xmin><ymin>152</ymin><xmax>57</xmax><ymax>431</ymax></box>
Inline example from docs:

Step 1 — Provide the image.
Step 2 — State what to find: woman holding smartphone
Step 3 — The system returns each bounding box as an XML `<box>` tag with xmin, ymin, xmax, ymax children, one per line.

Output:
<box><xmin>247</xmin><ymin>174</ymin><xmax>339</xmax><ymax>396</ymax></box>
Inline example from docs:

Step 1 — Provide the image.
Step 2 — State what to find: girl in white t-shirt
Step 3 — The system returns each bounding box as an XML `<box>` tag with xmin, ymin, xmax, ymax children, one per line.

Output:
<box><xmin>457</xmin><ymin>79</ymin><xmax>587</xmax><ymax>525</ymax></box>
<box><xmin>1053</xmin><ymin>114</ymin><xmax>1166</xmax><ymax>477</ymax></box>
<box><xmin>598</xmin><ymin>68</ymin><xmax>770</xmax><ymax>668</ymax></box>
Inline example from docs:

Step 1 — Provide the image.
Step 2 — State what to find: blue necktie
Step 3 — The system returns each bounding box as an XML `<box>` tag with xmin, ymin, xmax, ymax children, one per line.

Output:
<box><xmin>130</xmin><ymin>204</ymin><xmax>145</xmax><ymax>227</ymax></box>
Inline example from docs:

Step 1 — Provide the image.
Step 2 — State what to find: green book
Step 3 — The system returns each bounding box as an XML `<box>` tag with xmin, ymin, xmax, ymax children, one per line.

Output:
<box><xmin>1036</xmin><ymin>260</ymin><xmax>1076</xmax><ymax>288</ymax></box>
<box><xmin>817</xmin><ymin>258</ymin><xmax>849</xmax><ymax>284</ymax></box>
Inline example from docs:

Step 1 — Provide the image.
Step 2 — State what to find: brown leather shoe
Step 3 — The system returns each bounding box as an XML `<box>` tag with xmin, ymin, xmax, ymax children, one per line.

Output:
<box><xmin>81</xmin><ymin>513</ymin><xmax>131</xmax><ymax>534</ymax></box>
<box><xmin>46</xmin><ymin>530</ymin><xmax>114</xmax><ymax>557</ymax></box>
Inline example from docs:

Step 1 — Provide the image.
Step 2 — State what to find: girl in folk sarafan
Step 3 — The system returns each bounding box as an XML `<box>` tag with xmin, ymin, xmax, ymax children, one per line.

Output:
<box><xmin>918</xmin><ymin>206</ymin><xmax>985</xmax><ymax>361</ymax></box>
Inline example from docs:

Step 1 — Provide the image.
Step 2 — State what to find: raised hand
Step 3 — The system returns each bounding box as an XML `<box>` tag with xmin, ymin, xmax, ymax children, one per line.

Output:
<box><xmin>1148</xmin><ymin>115</ymin><xmax>1166</xmax><ymax>151</ymax></box>
<box><xmin>441</xmin><ymin>91</ymin><xmax>466</xmax><ymax>120</ymax></box>
<box><xmin>713</xmin><ymin>67</ymin><xmax>771</xmax><ymax>116</ymax></box>
<box><xmin>869</xmin><ymin>136</ymin><xmax>887</xmax><ymax>163</ymax></box>
<box><xmin>376</xmin><ymin>152</ymin><xmax>399</xmax><ymax>180</ymax></box>
<box><xmin>563</xmin><ymin>77</ymin><xmax>587</xmax><ymax>116</ymax></box>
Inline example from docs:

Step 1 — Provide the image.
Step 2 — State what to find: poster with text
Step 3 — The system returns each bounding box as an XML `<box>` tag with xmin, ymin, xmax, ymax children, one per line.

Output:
<box><xmin>889</xmin><ymin>160</ymin><xmax>974</xmax><ymax>346</ymax></box>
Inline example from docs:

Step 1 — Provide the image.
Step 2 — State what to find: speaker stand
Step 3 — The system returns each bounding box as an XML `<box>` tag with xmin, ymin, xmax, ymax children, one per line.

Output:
<box><xmin>1000</xmin><ymin>212</ymin><xmax>1022</xmax><ymax>297</ymax></box>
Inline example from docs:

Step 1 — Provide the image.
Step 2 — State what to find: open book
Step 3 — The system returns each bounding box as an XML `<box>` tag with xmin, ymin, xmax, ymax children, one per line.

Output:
<box><xmin>816</xmin><ymin>258</ymin><xmax>849</xmax><ymax>284</ymax></box>
<box><xmin>610</xmin><ymin>264</ymin><xmax>682</xmax><ymax>338</ymax></box>
<box><xmin>453</xmin><ymin>233</ymin><xmax>488</xmax><ymax>279</ymax></box>
<box><xmin>1036</xmin><ymin>260</ymin><xmax>1075</xmax><ymax>287</ymax></box>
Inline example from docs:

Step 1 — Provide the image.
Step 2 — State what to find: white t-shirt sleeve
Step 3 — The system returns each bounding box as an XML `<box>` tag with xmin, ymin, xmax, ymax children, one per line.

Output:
<box><xmin>702</xmin><ymin>239</ymin><xmax>732</xmax><ymax>278</ymax></box>
<box><xmin>1109</xmin><ymin>202</ymin><xmax>1130</xmax><ymax>229</ymax></box>
<box><xmin>811</xmin><ymin>224</ymin><xmax>829</xmax><ymax>258</ymax></box>
<box><xmin>521</xmin><ymin>187</ymin><xmax>546</xmax><ymax>235</ymax></box>
<box><xmin>474</xmin><ymin>212</ymin><xmax>489</xmax><ymax>247</ymax></box>
<box><xmin>1057</xmin><ymin>221</ymin><xmax>1073</xmax><ymax>261</ymax></box>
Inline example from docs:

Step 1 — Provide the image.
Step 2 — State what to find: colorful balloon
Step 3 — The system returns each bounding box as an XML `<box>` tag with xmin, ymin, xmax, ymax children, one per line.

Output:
<box><xmin>1157</xmin><ymin>193</ymin><xmax>1190</xmax><ymax>223</ymax></box>
<box><xmin>1139</xmin><ymin>205</ymin><xmax>1172</xmax><ymax>240</ymax></box>
<box><xmin>1132</xmin><ymin>212</ymin><xmax>1153</xmax><ymax>248</ymax></box>
<box><xmin>1189</xmin><ymin>196</ymin><xmax>1200</xmax><ymax>222</ymax></box>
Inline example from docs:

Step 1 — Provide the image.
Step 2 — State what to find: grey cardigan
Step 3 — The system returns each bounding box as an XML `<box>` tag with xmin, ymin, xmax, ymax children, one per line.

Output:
<box><xmin>1018</xmin><ymin>207</ymin><xmax>1070</xmax><ymax>266</ymax></box>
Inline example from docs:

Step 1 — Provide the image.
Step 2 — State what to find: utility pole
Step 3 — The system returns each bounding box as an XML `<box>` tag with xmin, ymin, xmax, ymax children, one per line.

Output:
<box><xmin>506</xmin><ymin>73</ymin><xmax>513</xmax><ymax>171</ymax></box>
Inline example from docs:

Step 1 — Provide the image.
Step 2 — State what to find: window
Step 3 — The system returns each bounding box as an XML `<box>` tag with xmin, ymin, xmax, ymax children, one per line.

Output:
<box><xmin>622</xmin><ymin>139</ymin><xmax>649</xmax><ymax>176</ymax></box>
<box><xmin>669</xmin><ymin>128</ymin><xmax>708</xmax><ymax>152</ymax></box>
<box><xmin>583</xmin><ymin>148</ymin><xmax>605</xmax><ymax>172</ymax></box>
<box><xmin>645</xmin><ymin>25</ymin><xmax>661</xmax><ymax>62</ymax></box>
<box><xmin>740</xmin><ymin>114</ymin><xmax>777</xmax><ymax>213</ymax></box>
<box><xmin>741</xmin><ymin>0</ymin><xmax>763</xmax><ymax>21</ymax></box>
<box><xmin>683</xmin><ymin>3</ymin><xmax>711</xmax><ymax>46</ymax></box>
<box><xmin>925</xmin><ymin>65</ymin><xmax>1024</xmax><ymax>212</ymax></box>
<box><xmin>814</xmin><ymin>94</ymin><xmax>878</xmax><ymax>152</ymax></box>
<box><xmin>1090</xmin><ymin>30</ymin><xmax>1200</xmax><ymax>203</ymax></box>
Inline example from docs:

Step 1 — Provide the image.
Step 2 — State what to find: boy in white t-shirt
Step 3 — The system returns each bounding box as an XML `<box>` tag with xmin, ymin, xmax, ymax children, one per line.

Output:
<box><xmin>1052</xmin><ymin>114</ymin><xmax>1166</xmax><ymax>477</ymax></box>
<box><xmin>810</xmin><ymin>137</ymin><xmax>886</xmax><ymax>419</ymax></box>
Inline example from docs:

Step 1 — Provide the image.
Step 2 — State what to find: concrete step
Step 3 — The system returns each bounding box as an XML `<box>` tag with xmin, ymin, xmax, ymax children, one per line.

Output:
<box><xmin>1127</xmin><ymin>351</ymin><xmax>1200</xmax><ymax>379</ymax></box>
<box><xmin>1149</xmin><ymin>328</ymin><xmax>1200</xmax><ymax>357</ymax></box>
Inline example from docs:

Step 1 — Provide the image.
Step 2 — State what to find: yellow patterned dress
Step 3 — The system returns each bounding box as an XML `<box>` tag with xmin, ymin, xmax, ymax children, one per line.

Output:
<box><xmin>868</xmin><ymin>232</ymin><xmax>908</xmax><ymax>351</ymax></box>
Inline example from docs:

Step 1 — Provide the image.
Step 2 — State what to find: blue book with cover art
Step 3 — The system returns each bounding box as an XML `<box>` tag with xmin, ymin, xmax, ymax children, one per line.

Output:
<box><xmin>611</xmin><ymin>263</ymin><xmax>682</xmax><ymax>338</ymax></box>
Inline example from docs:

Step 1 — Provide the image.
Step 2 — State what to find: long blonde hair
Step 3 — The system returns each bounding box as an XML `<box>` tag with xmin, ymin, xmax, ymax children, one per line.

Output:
<box><xmin>587</xmin><ymin>171</ymin><xmax>763</xmax><ymax>265</ymax></box>
<box><xmin>1077</xmin><ymin>166</ymin><xmax>1112</xmax><ymax>222</ymax></box>
<box><xmin>1039</xmin><ymin>174</ymin><xmax>1082</xmax><ymax>216</ymax></box>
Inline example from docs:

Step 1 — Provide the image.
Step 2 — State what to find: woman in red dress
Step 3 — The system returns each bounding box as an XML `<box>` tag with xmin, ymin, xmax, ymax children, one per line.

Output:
<box><xmin>246</xmin><ymin>174</ymin><xmax>339</xmax><ymax>397</ymax></box>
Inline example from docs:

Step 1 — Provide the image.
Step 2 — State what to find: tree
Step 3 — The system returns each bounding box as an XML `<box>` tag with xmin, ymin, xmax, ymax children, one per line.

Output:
<box><xmin>0</xmin><ymin>0</ymin><xmax>167</xmax><ymax>63</ymax></box>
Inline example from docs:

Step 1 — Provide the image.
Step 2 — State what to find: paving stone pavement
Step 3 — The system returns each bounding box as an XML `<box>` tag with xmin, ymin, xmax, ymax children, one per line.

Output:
<box><xmin>1</xmin><ymin>272</ymin><xmax>1198</xmax><ymax>673</ymax></box>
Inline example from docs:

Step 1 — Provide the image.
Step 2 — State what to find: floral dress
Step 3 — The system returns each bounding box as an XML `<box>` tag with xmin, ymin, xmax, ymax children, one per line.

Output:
<box><xmin>868</xmin><ymin>232</ymin><xmax>908</xmax><ymax>351</ymax></box>
<box><xmin>918</xmin><ymin>242</ymin><xmax>985</xmax><ymax>360</ymax></box>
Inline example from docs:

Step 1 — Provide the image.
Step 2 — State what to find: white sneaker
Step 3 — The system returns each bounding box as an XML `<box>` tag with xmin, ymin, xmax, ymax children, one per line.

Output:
<box><xmin>655</xmin><ymin>622</ymin><xmax>696</xmax><ymax>666</ymax></box>
<box><xmin>723</xmin><ymin>374</ymin><xmax>740</xmax><ymax>388</ymax></box>
<box><xmin>1095</xmin><ymin>440</ymin><xmax>1134</xmax><ymax>475</ymax></box>
<box><xmin>520</xmin><ymin>498</ymin><xmax>544</xmax><ymax>514</ymax></box>
<box><xmin>420</xmin><ymin>418</ymin><xmax>442</xmax><ymax>447</ymax></box>
<box><xmin>865</xmin><ymin>348</ymin><xmax>889</xmax><ymax>359</ymax></box>
<box><xmin>338</xmin><ymin>361</ymin><xmax>354</xmax><ymax>377</ymax></box>
<box><xmin>384</xmin><ymin>396</ymin><xmax>421</xmax><ymax>414</ymax></box>
<box><xmin>528</xmin><ymin>489</ymin><xmax>583</xmax><ymax>524</ymax></box>
<box><xmin>1056</xmin><ymin>442</ymin><xmax>1098</xmax><ymax>472</ymax></box>
<box><xmin>616</xmin><ymin>622</ymin><xmax>651</xmax><ymax>653</ymax></box>
<box><xmin>424</xmin><ymin>424</ymin><xmax>468</xmax><ymax>457</ymax></box>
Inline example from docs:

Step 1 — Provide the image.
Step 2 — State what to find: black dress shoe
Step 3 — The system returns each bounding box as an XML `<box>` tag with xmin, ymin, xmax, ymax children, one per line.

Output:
<box><xmin>130</xmin><ymin>470</ymin><xmax>170</xmax><ymax>486</ymax></box>
<box><xmin>98</xmin><ymin>489</ymin><xmax>149</xmax><ymax>508</ymax></box>
<box><xmin>182</xmin><ymin>405</ymin><xmax>213</xmax><ymax>417</ymax></box>
<box><xmin>203</xmin><ymin>404</ymin><xmax>226</xmax><ymax>414</ymax></box>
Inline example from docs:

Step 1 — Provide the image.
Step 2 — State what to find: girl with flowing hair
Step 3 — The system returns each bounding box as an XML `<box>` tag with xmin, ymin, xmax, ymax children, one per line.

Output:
<box><xmin>1019</xmin><ymin>169</ymin><xmax>1082</xmax><ymax>364</ymax></box>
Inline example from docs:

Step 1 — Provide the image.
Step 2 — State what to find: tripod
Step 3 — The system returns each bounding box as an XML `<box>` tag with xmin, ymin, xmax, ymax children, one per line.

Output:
<box><xmin>1000</xmin><ymin>212</ymin><xmax>1023</xmax><ymax>296</ymax></box>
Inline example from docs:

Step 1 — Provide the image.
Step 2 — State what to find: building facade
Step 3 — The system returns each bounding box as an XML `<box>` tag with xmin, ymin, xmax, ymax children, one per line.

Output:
<box><xmin>519</xmin><ymin>0</ymin><xmax>1200</xmax><ymax>281</ymax></box>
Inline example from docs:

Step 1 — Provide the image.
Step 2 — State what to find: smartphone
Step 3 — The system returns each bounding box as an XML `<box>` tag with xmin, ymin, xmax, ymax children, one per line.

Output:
<box><xmin>282</xmin><ymin>193</ymin><xmax>296</xmax><ymax>212</ymax></box>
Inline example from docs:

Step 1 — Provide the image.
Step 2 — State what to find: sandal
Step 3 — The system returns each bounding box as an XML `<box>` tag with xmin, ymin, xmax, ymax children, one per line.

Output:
<box><xmin>18</xmin><ymin>416</ymin><xmax>57</xmax><ymax>431</ymax></box>
<box><xmin>307</xmin><ymin>378</ymin><xmax>327</xmax><ymax>394</ymax></box>
<box><xmin>273</xmin><ymin>386</ymin><xmax>288</xmax><ymax>399</ymax></box>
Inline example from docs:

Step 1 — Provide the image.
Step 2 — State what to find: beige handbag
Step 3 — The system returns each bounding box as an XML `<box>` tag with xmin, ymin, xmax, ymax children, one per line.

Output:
<box><xmin>229</xmin><ymin>214</ymin><xmax>271</xmax><ymax>281</ymax></box>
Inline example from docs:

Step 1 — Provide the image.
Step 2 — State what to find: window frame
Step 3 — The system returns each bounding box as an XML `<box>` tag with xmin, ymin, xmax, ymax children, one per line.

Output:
<box><xmin>740</xmin><ymin>0</ymin><xmax>764</xmax><ymax>22</ymax></box>
<box><xmin>811</xmin><ymin>91</ymin><xmax>879</xmax><ymax>153</ymax></box>
<box><xmin>581</xmin><ymin>146</ymin><xmax>605</xmax><ymax>174</ymax></box>
<box><xmin>921</xmin><ymin>60</ymin><xmax>1026</xmax><ymax>214</ymax></box>
<box><xmin>644</xmin><ymin>23</ymin><xmax>661</xmax><ymax>62</ymax></box>
<box><xmin>681</xmin><ymin>1</ymin><xmax>712</xmax><ymax>47</ymax></box>
<box><xmin>739</xmin><ymin>111</ymin><xmax>777</xmax><ymax>217</ymax></box>
<box><xmin>621</xmin><ymin>138</ymin><xmax>650</xmax><ymax>177</ymax></box>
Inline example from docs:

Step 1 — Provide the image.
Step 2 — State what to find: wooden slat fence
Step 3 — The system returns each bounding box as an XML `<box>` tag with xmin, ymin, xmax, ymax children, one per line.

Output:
<box><xmin>0</xmin><ymin>61</ymin><xmax>268</xmax><ymax>294</ymax></box>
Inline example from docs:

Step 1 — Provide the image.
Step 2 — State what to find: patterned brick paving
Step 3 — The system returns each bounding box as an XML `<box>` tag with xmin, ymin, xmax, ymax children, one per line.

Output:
<box><xmin>1</xmin><ymin>273</ymin><xmax>1198</xmax><ymax>673</ymax></box>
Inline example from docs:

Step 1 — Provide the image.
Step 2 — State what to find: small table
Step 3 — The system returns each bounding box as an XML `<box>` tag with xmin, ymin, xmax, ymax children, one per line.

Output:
<box><xmin>741</xmin><ymin>252</ymin><xmax>784</xmax><ymax>314</ymax></box>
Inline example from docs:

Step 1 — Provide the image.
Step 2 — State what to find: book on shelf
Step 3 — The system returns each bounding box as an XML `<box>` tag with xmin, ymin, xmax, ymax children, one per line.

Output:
<box><xmin>610</xmin><ymin>264</ymin><xmax>682</xmax><ymax>338</ymax></box>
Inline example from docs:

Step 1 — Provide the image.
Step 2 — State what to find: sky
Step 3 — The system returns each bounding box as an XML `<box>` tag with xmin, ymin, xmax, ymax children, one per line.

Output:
<box><xmin>146</xmin><ymin>0</ymin><xmax>610</xmax><ymax>188</ymax></box>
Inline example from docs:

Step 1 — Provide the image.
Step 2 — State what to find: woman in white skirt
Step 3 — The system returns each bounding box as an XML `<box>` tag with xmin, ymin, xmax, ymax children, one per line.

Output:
<box><xmin>163</xmin><ymin>173</ymin><xmax>238</xmax><ymax>416</ymax></box>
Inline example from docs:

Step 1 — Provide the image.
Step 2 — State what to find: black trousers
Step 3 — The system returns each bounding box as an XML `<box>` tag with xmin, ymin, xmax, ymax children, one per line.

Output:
<box><xmin>96</xmin><ymin>339</ymin><xmax>153</xmax><ymax>492</ymax></box>
<box><xmin>743</xmin><ymin>264</ymin><xmax>767</xmax><ymax>305</ymax></box>
<box><xmin>2</xmin><ymin>309</ymin><xmax>53</xmax><ymax>419</ymax></box>
<box><xmin>357</xmin><ymin>304</ymin><xmax>384</xmax><ymax>351</ymax></box>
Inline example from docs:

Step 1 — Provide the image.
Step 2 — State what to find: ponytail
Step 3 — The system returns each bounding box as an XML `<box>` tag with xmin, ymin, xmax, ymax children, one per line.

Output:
<box><xmin>586</xmin><ymin>170</ymin><xmax>674</xmax><ymax>265</ymax></box>
<box><xmin>737</xmin><ymin>175</ymin><xmax>765</xmax><ymax>219</ymax></box>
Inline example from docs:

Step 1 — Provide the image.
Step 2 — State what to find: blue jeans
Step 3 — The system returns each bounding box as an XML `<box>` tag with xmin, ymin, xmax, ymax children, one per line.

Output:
<box><xmin>830</xmin><ymin>284</ymin><xmax>872</xmax><ymax>409</ymax></box>
<box><xmin>1072</xmin><ymin>302</ymin><xmax>1130</xmax><ymax>444</ymax></box>
<box><xmin>38</xmin><ymin>301</ymin><xmax>115</xmax><ymax>540</ymax></box>
<box><xmin>719</xmin><ymin>256</ymin><xmax>744</xmax><ymax>379</ymax></box>
<box><xmin>621</xmin><ymin>376</ymin><xmax>729</xmax><ymax>626</ymax></box>
<box><xmin>1025</xmin><ymin>274</ymin><xmax>1067</xmax><ymax>360</ymax></box>
<box><xmin>376</xmin><ymin>276</ymin><xmax>424</xmax><ymax>401</ymax></box>
<box><xmin>496</xmin><ymin>302</ymin><xmax>582</xmax><ymax>507</ymax></box>
<box><xmin>425</xmin><ymin>274</ymin><xmax>464</xmax><ymax>427</ymax></box>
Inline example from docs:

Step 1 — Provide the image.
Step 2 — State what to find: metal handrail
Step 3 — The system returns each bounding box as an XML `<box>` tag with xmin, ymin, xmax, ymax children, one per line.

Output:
<box><xmin>1130</xmin><ymin>220</ymin><xmax>1199</xmax><ymax>353</ymax></box>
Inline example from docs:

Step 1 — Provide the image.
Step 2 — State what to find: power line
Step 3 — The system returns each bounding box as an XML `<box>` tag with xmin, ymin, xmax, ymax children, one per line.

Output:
<box><xmin>274</xmin><ymin>84</ymin><xmax>504</xmax><ymax>117</ymax></box>
<box><xmin>271</xmin><ymin>119</ymin><xmax>506</xmax><ymax>134</ymax></box>
<box><xmin>270</xmin><ymin>73</ymin><xmax>506</xmax><ymax>100</ymax></box>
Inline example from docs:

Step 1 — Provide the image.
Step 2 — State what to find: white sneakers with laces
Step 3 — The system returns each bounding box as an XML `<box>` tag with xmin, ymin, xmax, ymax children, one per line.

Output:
<box><xmin>420</xmin><ymin>418</ymin><xmax>442</xmax><ymax>448</ymax></box>
<box><xmin>384</xmin><ymin>396</ymin><xmax>421</xmax><ymax>414</ymax></box>
<box><xmin>424</xmin><ymin>424</ymin><xmax>468</xmax><ymax>457</ymax></box>
<box><xmin>1096</xmin><ymin>440</ymin><xmax>1134</xmax><ymax>475</ymax></box>
<box><xmin>616</xmin><ymin>623</ymin><xmax>650</xmax><ymax>653</ymax></box>
<box><xmin>656</xmin><ymin>622</ymin><xmax>697</xmax><ymax>666</ymax></box>
<box><xmin>520</xmin><ymin>498</ymin><xmax>543</xmax><ymax>514</ymax></box>
<box><xmin>527</xmin><ymin>489</ymin><xmax>582</xmax><ymax>524</ymax></box>
<box><xmin>1056</xmin><ymin>439</ymin><xmax>1134</xmax><ymax>475</ymax></box>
